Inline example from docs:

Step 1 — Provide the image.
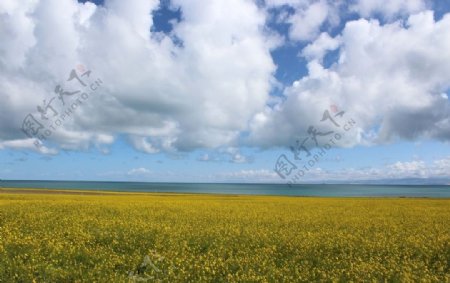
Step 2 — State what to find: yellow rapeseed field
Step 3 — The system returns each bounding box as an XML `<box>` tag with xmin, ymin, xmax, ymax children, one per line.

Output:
<box><xmin>0</xmin><ymin>190</ymin><xmax>449</xmax><ymax>282</ymax></box>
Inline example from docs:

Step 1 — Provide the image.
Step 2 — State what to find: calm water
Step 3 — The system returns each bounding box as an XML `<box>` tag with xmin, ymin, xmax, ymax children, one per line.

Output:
<box><xmin>1</xmin><ymin>180</ymin><xmax>449</xmax><ymax>197</ymax></box>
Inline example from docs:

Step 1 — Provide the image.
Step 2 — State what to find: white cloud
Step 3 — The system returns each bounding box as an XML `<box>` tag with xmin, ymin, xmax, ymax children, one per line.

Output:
<box><xmin>386</xmin><ymin>160</ymin><xmax>427</xmax><ymax>177</ymax></box>
<box><xmin>222</xmin><ymin>147</ymin><xmax>252</xmax><ymax>164</ymax></box>
<box><xmin>129</xmin><ymin>136</ymin><xmax>162</xmax><ymax>154</ymax></box>
<box><xmin>216</xmin><ymin>169</ymin><xmax>279</xmax><ymax>182</ymax></box>
<box><xmin>94</xmin><ymin>134</ymin><xmax>114</xmax><ymax>145</ymax></box>
<box><xmin>432</xmin><ymin>156</ymin><xmax>450</xmax><ymax>176</ymax></box>
<box><xmin>266</xmin><ymin>0</ymin><xmax>341</xmax><ymax>42</ymax></box>
<box><xmin>248</xmin><ymin>11</ymin><xmax>450</xmax><ymax>148</ymax></box>
<box><xmin>127</xmin><ymin>167</ymin><xmax>152</xmax><ymax>176</ymax></box>
<box><xmin>0</xmin><ymin>138</ymin><xmax>58</xmax><ymax>155</ymax></box>
<box><xmin>196</xmin><ymin>147</ymin><xmax>253</xmax><ymax>163</ymax></box>
<box><xmin>93</xmin><ymin>133</ymin><xmax>114</xmax><ymax>154</ymax></box>
<box><xmin>0</xmin><ymin>0</ymin><xmax>37</xmax><ymax>69</ymax></box>
<box><xmin>0</xmin><ymin>1</ymin><xmax>449</xmax><ymax>157</ymax></box>
<box><xmin>230</xmin><ymin>153</ymin><xmax>249</xmax><ymax>164</ymax></box>
<box><xmin>105</xmin><ymin>0</ymin><xmax>158</xmax><ymax>39</ymax></box>
<box><xmin>301</xmin><ymin>32</ymin><xmax>341</xmax><ymax>61</ymax></box>
<box><xmin>288</xmin><ymin>0</ymin><xmax>329</xmax><ymax>41</ymax></box>
<box><xmin>351</xmin><ymin>0</ymin><xmax>426</xmax><ymax>19</ymax></box>
<box><xmin>278</xmin><ymin>156</ymin><xmax>450</xmax><ymax>183</ymax></box>
<box><xmin>0</xmin><ymin>0</ymin><xmax>275</xmax><ymax>153</ymax></box>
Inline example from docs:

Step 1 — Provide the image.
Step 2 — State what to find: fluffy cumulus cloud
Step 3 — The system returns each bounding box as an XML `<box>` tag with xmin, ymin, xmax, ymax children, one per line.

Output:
<box><xmin>287</xmin><ymin>0</ymin><xmax>330</xmax><ymax>41</ymax></box>
<box><xmin>301</xmin><ymin>32</ymin><xmax>341</xmax><ymax>61</ymax></box>
<box><xmin>266</xmin><ymin>0</ymin><xmax>341</xmax><ymax>41</ymax></box>
<box><xmin>0</xmin><ymin>0</ymin><xmax>275</xmax><ymax>153</ymax></box>
<box><xmin>0</xmin><ymin>0</ymin><xmax>449</xmax><ymax>157</ymax></box>
<box><xmin>351</xmin><ymin>0</ymin><xmax>427</xmax><ymax>19</ymax></box>
<box><xmin>249</xmin><ymin>10</ymin><xmax>450</xmax><ymax>148</ymax></box>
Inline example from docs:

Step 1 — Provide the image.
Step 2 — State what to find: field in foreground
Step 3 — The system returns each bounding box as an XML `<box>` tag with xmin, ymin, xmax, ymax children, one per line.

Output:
<box><xmin>0</xmin><ymin>189</ymin><xmax>449</xmax><ymax>282</ymax></box>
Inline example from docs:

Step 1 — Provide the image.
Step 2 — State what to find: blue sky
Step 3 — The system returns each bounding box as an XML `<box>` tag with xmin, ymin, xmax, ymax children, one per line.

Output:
<box><xmin>0</xmin><ymin>0</ymin><xmax>449</xmax><ymax>183</ymax></box>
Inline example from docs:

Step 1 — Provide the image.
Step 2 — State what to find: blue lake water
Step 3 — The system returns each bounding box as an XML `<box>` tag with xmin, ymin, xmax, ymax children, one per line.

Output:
<box><xmin>1</xmin><ymin>180</ymin><xmax>449</xmax><ymax>197</ymax></box>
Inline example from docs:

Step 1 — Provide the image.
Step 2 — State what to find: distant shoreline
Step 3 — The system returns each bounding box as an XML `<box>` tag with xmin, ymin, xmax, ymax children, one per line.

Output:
<box><xmin>0</xmin><ymin>187</ymin><xmax>127</xmax><ymax>196</ymax></box>
<box><xmin>1</xmin><ymin>187</ymin><xmax>449</xmax><ymax>199</ymax></box>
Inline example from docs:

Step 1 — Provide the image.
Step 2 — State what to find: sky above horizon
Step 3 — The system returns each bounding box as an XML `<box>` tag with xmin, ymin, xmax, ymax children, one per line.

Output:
<box><xmin>0</xmin><ymin>0</ymin><xmax>450</xmax><ymax>183</ymax></box>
